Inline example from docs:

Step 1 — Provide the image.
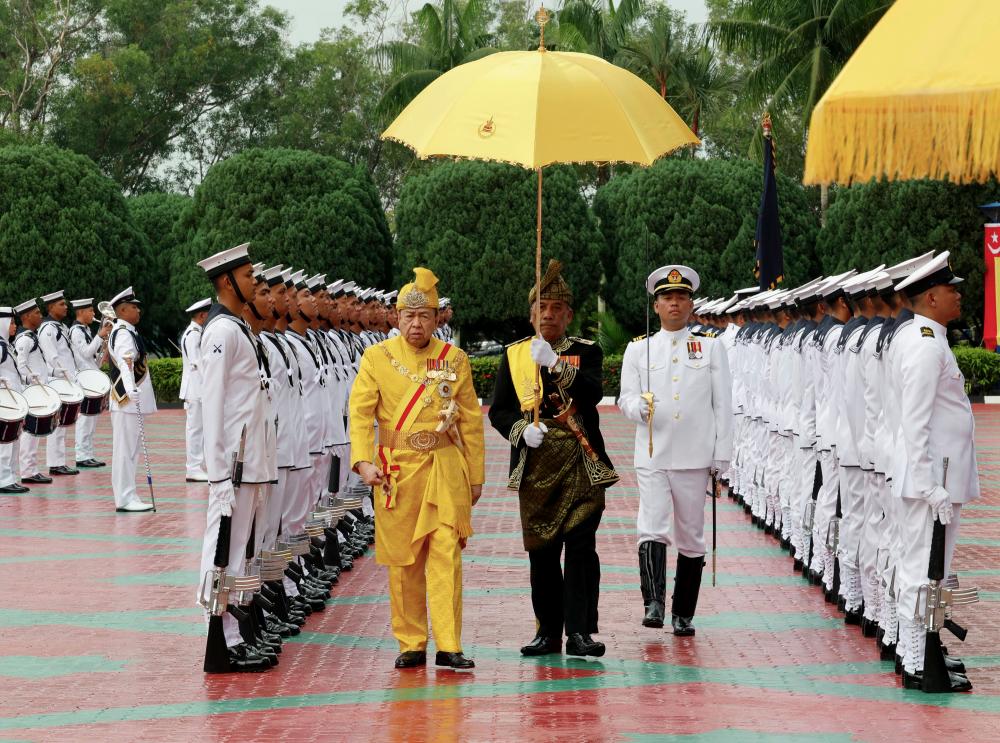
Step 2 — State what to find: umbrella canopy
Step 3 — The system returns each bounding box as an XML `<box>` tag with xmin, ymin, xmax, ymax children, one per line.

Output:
<box><xmin>804</xmin><ymin>0</ymin><xmax>1000</xmax><ymax>185</ymax></box>
<box><xmin>382</xmin><ymin>49</ymin><xmax>699</xmax><ymax>169</ymax></box>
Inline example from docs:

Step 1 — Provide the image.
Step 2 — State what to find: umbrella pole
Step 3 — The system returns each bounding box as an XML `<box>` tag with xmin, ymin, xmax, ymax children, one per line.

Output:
<box><xmin>533</xmin><ymin>166</ymin><xmax>543</xmax><ymax>426</ymax></box>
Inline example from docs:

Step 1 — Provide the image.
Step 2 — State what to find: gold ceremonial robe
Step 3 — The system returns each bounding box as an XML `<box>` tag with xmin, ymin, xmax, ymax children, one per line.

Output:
<box><xmin>349</xmin><ymin>335</ymin><xmax>485</xmax><ymax>566</ymax></box>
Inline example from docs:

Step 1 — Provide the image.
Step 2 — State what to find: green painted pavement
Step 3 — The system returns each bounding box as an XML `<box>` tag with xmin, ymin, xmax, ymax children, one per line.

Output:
<box><xmin>622</xmin><ymin>733</ymin><xmax>856</xmax><ymax>743</ymax></box>
<box><xmin>958</xmin><ymin>537</ymin><xmax>1000</xmax><ymax>547</ymax></box>
<box><xmin>0</xmin><ymin>655</ymin><xmax>128</xmax><ymax>679</ymax></box>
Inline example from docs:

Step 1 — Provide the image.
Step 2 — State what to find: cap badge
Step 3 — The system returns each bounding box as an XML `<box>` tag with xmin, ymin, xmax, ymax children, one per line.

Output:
<box><xmin>667</xmin><ymin>269</ymin><xmax>683</xmax><ymax>285</ymax></box>
<box><xmin>401</xmin><ymin>288</ymin><xmax>428</xmax><ymax>309</ymax></box>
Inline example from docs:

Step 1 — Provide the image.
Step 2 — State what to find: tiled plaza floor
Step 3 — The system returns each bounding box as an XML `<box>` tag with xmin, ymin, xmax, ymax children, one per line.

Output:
<box><xmin>0</xmin><ymin>406</ymin><xmax>998</xmax><ymax>742</ymax></box>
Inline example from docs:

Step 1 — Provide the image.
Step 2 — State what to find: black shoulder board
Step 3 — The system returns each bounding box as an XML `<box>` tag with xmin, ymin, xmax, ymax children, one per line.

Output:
<box><xmin>690</xmin><ymin>330</ymin><xmax>710</xmax><ymax>338</ymax></box>
<box><xmin>920</xmin><ymin>326</ymin><xmax>935</xmax><ymax>338</ymax></box>
<box><xmin>569</xmin><ymin>336</ymin><xmax>595</xmax><ymax>345</ymax></box>
<box><xmin>632</xmin><ymin>333</ymin><xmax>647</xmax><ymax>342</ymax></box>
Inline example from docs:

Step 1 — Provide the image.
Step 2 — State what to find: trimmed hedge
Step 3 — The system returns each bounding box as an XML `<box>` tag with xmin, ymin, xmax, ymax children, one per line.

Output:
<box><xmin>953</xmin><ymin>347</ymin><xmax>1000</xmax><ymax>396</ymax></box>
<box><xmin>149</xmin><ymin>358</ymin><xmax>183</xmax><ymax>405</ymax></box>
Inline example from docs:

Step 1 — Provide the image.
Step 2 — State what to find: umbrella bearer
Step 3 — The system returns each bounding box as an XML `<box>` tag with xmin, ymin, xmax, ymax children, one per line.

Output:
<box><xmin>618</xmin><ymin>266</ymin><xmax>733</xmax><ymax>635</ymax></box>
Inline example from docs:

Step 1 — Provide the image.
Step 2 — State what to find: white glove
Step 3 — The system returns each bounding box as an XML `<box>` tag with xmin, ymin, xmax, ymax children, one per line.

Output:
<box><xmin>712</xmin><ymin>460</ymin><xmax>730</xmax><ymax>476</ymax></box>
<box><xmin>927</xmin><ymin>486</ymin><xmax>953</xmax><ymax>526</ymax></box>
<box><xmin>523</xmin><ymin>422</ymin><xmax>548</xmax><ymax>448</ymax></box>
<box><xmin>530</xmin><ymin>338</ymin><xmax>559</xmax><ymax>368</ymax></box>
<box><xmin>210</xmin><ymin>480</ymin><xmax>237</xmax><ymax>517</ymax></box>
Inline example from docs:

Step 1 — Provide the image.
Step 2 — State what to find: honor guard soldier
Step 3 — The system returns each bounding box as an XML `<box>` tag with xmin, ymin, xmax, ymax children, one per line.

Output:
<box><xmin>196</xmin><ymin>244</ymin><xmax>278</xmax><ymax>673</ymax></box>
<box><xmin>37</xmin><ymin>291</ymin><xmax>80</xmax><ymax>476</ymax></box>
<box><xmin>181</xmin><ymin>298</ymin><xmax>211</xmax><ymax>481</ymax></box>
<box><xmin>490</xmin><ymin>260</ymin><xmax>618</xmax><ymax>658</ymax></box>
<box><xmin>107</xmin><ymin>287</ymin><xmax>156</xmax><ymax>512</ymax></box>
<box><xmin>434</xmin><ymin>297</ymin><xmax>454</xmax><ymax>343</ymax></box>
<box><xmin>0</xmin><ymin>307</ymin><xmax>29</xmax><ymax>493</ymax></box>
<box><xmin>68</xmin><ymin>298</ymin><xmax>110</xmax><ymax>467</ymax></box>
<box><xmin>618</xmin><ymin>265</ymin><xmax>733</xmax><ymax>635</ymax></box>
<box><xmin>350</xmin><ymin>267</ymin><xmax>485</xmax><ymax>670</ymax></box>
<box><xmin>14</xmin><ymin>299</ymin><xmax>54</xmax><ymax>485</ymax></box>
<box><xmin>891</xmin><ymin>252</ymin><xmax>979</xmax><ymax>692</ymax></box>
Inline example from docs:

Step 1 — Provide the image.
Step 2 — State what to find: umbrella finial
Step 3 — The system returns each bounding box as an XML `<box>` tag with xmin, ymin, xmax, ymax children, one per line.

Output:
<box><xmin>535</xmin><ymin>5</ymin><xmax>551</xmax><ymax>52</ymax></box>
<box><xmin>762</xmin><ymin>112</ymin><xmax>772</xmax><ymax>139</ymax></box>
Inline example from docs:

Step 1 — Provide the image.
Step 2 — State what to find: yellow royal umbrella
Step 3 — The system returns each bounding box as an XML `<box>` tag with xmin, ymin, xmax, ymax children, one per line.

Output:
<box><xmin>804</xmin><ymin>0</ymin><xmax>1000</xmax><ymax>185</ymax></box>
<box><xmin>383</xmin><ymin>7</ymin><xmax>697</xmax><ymax>420</ymax></box>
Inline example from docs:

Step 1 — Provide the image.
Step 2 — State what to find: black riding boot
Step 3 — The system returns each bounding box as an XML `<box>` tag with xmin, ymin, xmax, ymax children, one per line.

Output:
<box><xmin>638</xmin><ymin>541</ymin><xmax>666</xmax><ymax>628</ymax></box>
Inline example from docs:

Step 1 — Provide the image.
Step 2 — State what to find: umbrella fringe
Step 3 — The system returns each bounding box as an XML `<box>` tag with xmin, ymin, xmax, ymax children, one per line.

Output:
<box><xmin>804</xmin><ymin>89</ymin><xmax>1000</xmax><ymax>185</ymax></box>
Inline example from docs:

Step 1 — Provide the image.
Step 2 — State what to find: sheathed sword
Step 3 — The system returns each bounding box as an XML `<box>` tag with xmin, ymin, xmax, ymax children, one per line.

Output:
<box><xmin>641</xmin><ymin>228</ymin><xmax>654</xmax><ymax>455</ymax></box>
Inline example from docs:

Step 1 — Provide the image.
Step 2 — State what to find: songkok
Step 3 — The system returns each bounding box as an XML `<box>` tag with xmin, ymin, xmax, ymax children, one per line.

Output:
<box><xmin>895</xmin><ymin>251</ymin><xmax>963</xmax><ymax>298</ymax></box>
<box><xmin>397</xmin><ymin>267</ymin><xmax>440</xmax><ymax>310</ymax></box>
<box><xmin>185</xmin><ymin>298</ymin><xmax>212</xmax><ymax>314</ymax></box>
<box><xmin>14</xmin><ymin>300</ymin><xmax>38</xmax><ymax>316</ymax></box>
<box><xmin>110</xmin><ymin>286</ymin><xmax>141</xmax><ymax>308</ymax></box>
<box><xmin>646</xmin><ymin>265</ymin><xmax>700</xmax><ymax>296</ymax></box>
<box><xmin>528</xmin><ymin>260</ymin><xmax>573</xmax><ymax>306</ymax></box>
<box><xmin>197</xmin><ymin>243</ymin><xmax>252</xmax><ymax>280</ymax></box>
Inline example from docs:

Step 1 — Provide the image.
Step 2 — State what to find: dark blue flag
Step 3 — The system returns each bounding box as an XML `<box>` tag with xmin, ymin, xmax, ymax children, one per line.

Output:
<box><xmin>754</xmin><ymin>120</ymin><xmax>783</xmax><ymax>290</ymax></box>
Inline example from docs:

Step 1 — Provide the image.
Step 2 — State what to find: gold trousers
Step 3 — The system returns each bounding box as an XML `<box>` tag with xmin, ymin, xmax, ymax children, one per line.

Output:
<box><xmin>387</xmin><ymin>524</ymin><xmax>463</xmax><ymax>653</ymax></box>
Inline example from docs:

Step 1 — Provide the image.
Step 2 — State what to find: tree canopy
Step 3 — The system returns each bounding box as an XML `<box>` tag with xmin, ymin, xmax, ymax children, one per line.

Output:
<box><xmin>393</xmin><ymin>160</ymin><xmax>604</xmax><ymax>340</ymax></box>
<box><xmin>170</xmin><ymin>148</ymin><xmax>393</xmax><ymax>311</ymax></box>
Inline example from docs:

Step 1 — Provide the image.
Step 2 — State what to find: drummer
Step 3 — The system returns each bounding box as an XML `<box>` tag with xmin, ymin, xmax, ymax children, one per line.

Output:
<box><xmin>68</xmin><ymin>298</ymin><xmax>110</xmax><ymax>468</ymax></box>
<box><xmin>38</xmin><ymin>291</ymin><xmax>81</xmax><ymax>477</ymax></box>
<box><xmin>0</xmin><ymin>307</ymin><xmax>29</xmax><ymax>493</ymax></box>
<box><xmin>13</xmin><ymin>299</ymin><xmax>54</xmax><ymax>486</ymax></box>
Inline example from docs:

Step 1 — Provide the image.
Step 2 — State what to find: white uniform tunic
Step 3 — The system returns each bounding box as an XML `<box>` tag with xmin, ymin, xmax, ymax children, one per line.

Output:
<box><xmin>619</xmin><ymin>328</ymin><xmax>733</xmax><ymax>555</ymax></box>
<box><xmin>15</xmin><ymin>329</ymin><xmax>51</xmax><ymax>478</ymax></box>
<box><xmin>69</xmin><ymin>322</ymin><xmax>104</xmax><ymax>462</ymax></box>
<box><xmin>179</xmin><ymin>321</ymin><xmax>206</xmax><ymax>479</ymax></box>
<box><xmin>0</xmin><ymin>339</ymin><xmax>24</xmax><ymax>487</ymax></box>
<box><xmin>108</xmin><ymin>319</ymin><xmax>157</xmax><ymax>508</ymax></box>
<box><xmin>37</xmin><ymin>319</ymin><xmax>78</xmax><ymax>469</ymax></box>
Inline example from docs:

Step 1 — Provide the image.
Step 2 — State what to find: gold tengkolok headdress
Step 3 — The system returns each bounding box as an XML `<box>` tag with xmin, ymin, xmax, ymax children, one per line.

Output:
<box><xmin>528</xmin><ymin>259</ymin><xmax>573</xmax><ymax>306</ymax></box>
<box><xmin>396</xmin><ymin>267</ymin><xmax>440</xmax><ymax>310</ymax></box>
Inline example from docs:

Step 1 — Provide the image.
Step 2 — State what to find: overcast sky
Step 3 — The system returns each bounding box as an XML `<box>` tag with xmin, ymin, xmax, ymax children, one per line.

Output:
<box><xmin>266</xmin><ymin>1</ymin><xmax>709</xmax><ymax>45</ymax></box>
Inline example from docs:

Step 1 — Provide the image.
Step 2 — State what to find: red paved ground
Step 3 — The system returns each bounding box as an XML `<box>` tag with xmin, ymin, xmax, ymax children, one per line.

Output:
<box><xmin>0</xmin><ymin>406</ymin><xmax>997</xmax><ymax>742</ymax></box>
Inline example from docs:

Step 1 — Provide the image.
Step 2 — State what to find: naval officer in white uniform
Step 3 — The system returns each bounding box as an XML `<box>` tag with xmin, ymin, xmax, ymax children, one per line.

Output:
<box><xmin>618</xmin><ymin>265</ymin><xmax>733</xmax><ymax>636</ymax></box>
<box><xmin>180</xmin><ymin>298</ymin><xmax>211</xmax><ymax>481</ymax></box>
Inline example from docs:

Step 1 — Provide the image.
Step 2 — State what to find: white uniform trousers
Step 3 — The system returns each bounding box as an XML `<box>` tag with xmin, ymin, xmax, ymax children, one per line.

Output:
<box><xmin>45</xmin><ymin>425</ymin><xmax>67</xmax><ymax>468</ymax></box>
<box><xmin>262</xmin><ymin>469</ymin><xmax>287</xmax><ymax>550</ymax></box>
<box><xmin>858</xmin><ymin>470</ymin><xmax>882</xmax><ymax>620</ymax></box>
<box><xmin>198</xmin><ymin>482</ymin><xmax>264</xmax><ymax>647</ymax></box>
<box><xmin>896</xmin><ymin>500</ymin><xmax>963</xmax><ymax>672</ymax></box>
<box><xmin>636</xmin><ymin>467</ymin><xmax>711</xmax><ymax>557</ymax></box>
<box><xmin>837</xmin><ymin>465</ymin><xmax>867</xmax><ymax>609</ymax></box>
<box><xmin>184</xmin><ymin>400</ymin><xmax>207</xmax><ymax>479</ymax></box>
<box><xmin>0</xmin><ymin>438</ymin><xmax>20</xmax><ymax>487</ymax></box>
<box><xmin>812</xmin><ymin>448</ymin><xmax>840</xmax><ymax>580</ymax></box>
<box><xmin>74</xmin><ymin>414</ymin><xmax>98</xmax><ymax>462</ymax></box>
<box><xmin>283</xmin><ymin>466</ymin><xmax>313</xmax><ymax>536</ymax></box>
<box><xmin>791</xmin><ymin>442</ymin><xmax>817</xmax><ymax>553</ymax></box>
<box><xmin>111</xmin><ymin>411</ymin><xmax>143</xmax><ymax>508</ymax></box>
<box><xmin>18</xmin><ymin>430</ymin><xmax>42</xmax><ymax>477</ymax></box>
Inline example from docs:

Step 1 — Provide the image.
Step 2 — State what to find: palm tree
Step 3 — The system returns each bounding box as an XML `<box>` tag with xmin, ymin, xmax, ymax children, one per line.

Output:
<box><xmin>375</xmin><ymin>0</ymin><xmax>497</xmax><ymax>118</ymax></box>
<box><xmin>556</xmin><ymin>0</ymin><xmax>645</xmax><ymax>61</ymax></box>
<box><xmin>709</xmin><ymin>0</ymin><xmax>892</xmax><ymax>127</ymax></box>
<box><xmin>618</xmin><ymin>8</ymin><xmax>680</xmax><ymax>99</ymax></box>
<box><xmin>671</xmin><ymin>44</ymin><xmax>742</xmax><ymax>138</ymax></box>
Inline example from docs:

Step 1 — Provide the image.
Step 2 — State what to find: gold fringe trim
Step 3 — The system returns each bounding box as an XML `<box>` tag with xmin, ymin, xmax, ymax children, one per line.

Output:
<box><xmin>804</xmin><ymin>90</ymin><xmax>1000</xmax><ymax>185</ymax></box>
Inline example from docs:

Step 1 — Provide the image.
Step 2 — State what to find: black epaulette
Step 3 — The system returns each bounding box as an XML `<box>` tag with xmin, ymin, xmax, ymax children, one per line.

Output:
<box><xmin>569</xmin><ymin>336</ymin><xmax>595</xmax><ymax>345</ymax></box>
<box><xmin>506</xmin><ymin>336</ymin><xmax>532</xmax><ymax>348</ymax></box>
<box><xmin>632</xmin><ymin>333</ymin><xmax>647</xmax><ymax>342</ymax></box>
<box><xmin>690</xmin><ymin>330</ymin><xmax>710</xmax><ymax>338</ymax></box>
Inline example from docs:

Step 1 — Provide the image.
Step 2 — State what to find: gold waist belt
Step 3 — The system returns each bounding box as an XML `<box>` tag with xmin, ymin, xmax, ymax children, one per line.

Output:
<box><xmin>380</xmin><ymin>428</ymin><xmax>452</xmax><ymax>452</ymax></box>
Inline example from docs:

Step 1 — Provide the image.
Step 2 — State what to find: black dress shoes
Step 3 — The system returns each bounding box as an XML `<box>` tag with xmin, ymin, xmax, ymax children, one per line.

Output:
<box><xmin>435</xmin><ymin>651</ymin><xmax>475</xmax><ymax>669</ymax></box>
<box><xmin>565</xmin><ymin>633</ymin><xmax>606</xmax><ymax>657</ymax></box>
<box><xmin>221</xmin><ymin>643</ymin><xmax>271</xmax><ymax>673</ymax></box>
<box><xmin>520</xmin><ymin>636</ymin><xmax>561</xmax><ymax>656</ymax></box>
<box><xmin>22</xmin><ymin>473</ymin><xmax>52</xmax><ymax>484</ymax></box>
<box><xmin>671</xmin><ymin>614</ymin><xmax>696</xmax><ymax>637</ymax></box>
<box><xmin>902</xmin><ymin>668</ymin><xmax>972</xmax><ymax>693</ymax></box>
<box><xmin>844</xmin><ymin>608</ymin><xmax>862</xmax><ymax>626</ymax></box>
<box><xmin>76</xmin><ymin>459</ymin><xmax>106</xmax><ymax>468</ymax></box>
<box><xmin>0</xmin><ymin>483</ymin><xmax>29</xmax><ymax>493</ymax></box>
<box><xmin>394</xmin><ymin>651</ymin><xmax>427</xmax><ymax>668</ymax></box>
<box><xmin>49</xmin><ymin>465</ymin><xmax>79</xmax><ymax>476</ymax></box>
<box><xmin>642</xmin><ymin>600</ymin><xmax>665</xmax><ymax>628</ymax></box>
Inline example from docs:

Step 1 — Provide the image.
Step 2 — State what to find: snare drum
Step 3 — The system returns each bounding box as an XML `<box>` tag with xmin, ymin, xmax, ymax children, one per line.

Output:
<box><xmin>0</xmin><ymin>386</ymin><xmax>29</xmax><ymax>443</ymax></box>
<box><xmin>48</xmin><ymin>378</ymin><xmax>85</xmax><ymax>427</ymax></box>
<box><xmin>22</xmin><ymin>384</ymin><xmax>62</xmax><ymax>437</ymax></box>
<box><xmin>76</xmin><ymin>369</ymin><xmax>112</xmax><ymax>416</ymax></box>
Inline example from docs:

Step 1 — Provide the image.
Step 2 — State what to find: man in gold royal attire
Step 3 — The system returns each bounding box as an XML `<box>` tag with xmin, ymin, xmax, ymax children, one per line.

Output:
<box><xmin>489</xmin><ymin>260</ymin><xmax>619</xmax><ymax>658</ymax></box>
<box><xmin>349</xmin><ymin>267</ymin><xmax>485</xmax><ymax>670</ymax></box>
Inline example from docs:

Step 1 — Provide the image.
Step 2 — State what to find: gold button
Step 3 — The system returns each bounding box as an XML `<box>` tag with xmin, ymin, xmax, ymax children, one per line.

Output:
<box><xmin>674</xmin><ymin>412</ymin><xmax>681</xmax><ymax>420</ymax></box>
<box><xmin>673</xmin><ymin>393</ymin><xmax>680</xmax><ymax>401</ymax></box>
<box><xmin>672</xmin><ymin>357</ymin><xmax>678</xmax><ymax>364</ymax></box>
<box><xmin>672</xmin><ymin>376</ymin><xmax>679</xmax><ymax>383</ymax></box>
